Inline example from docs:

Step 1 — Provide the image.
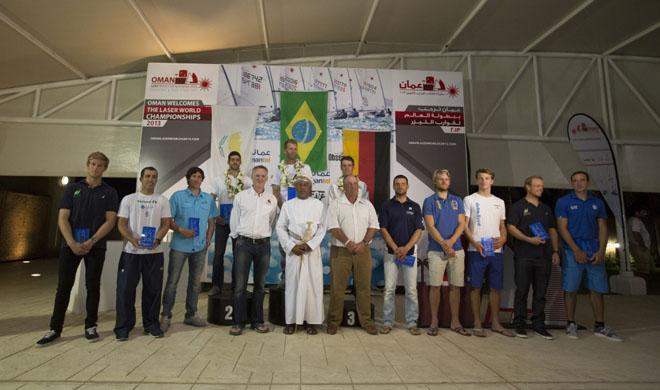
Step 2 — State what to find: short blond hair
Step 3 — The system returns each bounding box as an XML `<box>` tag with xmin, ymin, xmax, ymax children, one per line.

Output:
<box><xmin>432</xmin><ymin>169</ymin><xmax>450</xmax><ymax>182</ymax></box>
<box><xmin>87</xmin><ymin>151</ymin><xmax>109</xmax><ymax>167</ymax></box>
<box><xmin>524</xmin><ymin>175</ymin><xmax>543</xmax><ymax>187</ymax></box>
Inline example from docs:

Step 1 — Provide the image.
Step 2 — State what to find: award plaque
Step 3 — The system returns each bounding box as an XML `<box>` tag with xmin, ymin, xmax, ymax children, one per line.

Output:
<box><xmin>529</xmin><ymin>222</ymin><xmax>550</xmax><ymax>240</ymax></box>
<box><xmin>481</xmin><ymin>237</ymin><xmax>495</xmax><ymax>257</ymax></box>
<box><xmin>139</xmin><ymin>226</ymin><xmax>157</xmax><ymax>247</ymax></box>
<box><xmin>74</xmin><ymin>228</ymin><xmax>90</xmax><ymax>243</ymax></box>
<box><xmin>396</xmin><ymin>255</ymin><xmax>416</xmax><ymax>268</ymax></box>
<box><xmin>188</xmin><ymin>217</ymin><xmax>200</xmax><ymax>237</ymax></box>
<box><xmin>287</xmin><ymin>186</ymin><xmax>296</xmax><ymax>200</ymax></box>
<box><xmin>578</xmin><ymin>238</ymin><xmax>599</xmax><ymax>258</ymax></box>
<box><xmin>219</xmin><ymin>204</ymin><xmax>233</xmax><ymax>220</ymax></box>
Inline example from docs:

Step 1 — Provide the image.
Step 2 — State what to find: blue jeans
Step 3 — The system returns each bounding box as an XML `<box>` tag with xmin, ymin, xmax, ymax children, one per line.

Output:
<box><xmin>161</xmin><ymin>248</ymin><xmax>206</xmax><ymax>319</ymax></box>
<box><xmin>233</xmin><ymin>236</ymin><xmax>270</xmax><ymax>327</ymax></box>
<box><xmin>382</xmin><ymin>253</ymin><xmax>419</xmax><ymax>328</ymax></box>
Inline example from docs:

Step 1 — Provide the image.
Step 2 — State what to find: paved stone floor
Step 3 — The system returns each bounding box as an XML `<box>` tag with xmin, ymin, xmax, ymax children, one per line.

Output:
<box><xmin>2</xmin><ymin>259</ymin><xmax>660</xmax><ymax>389</ymax></box>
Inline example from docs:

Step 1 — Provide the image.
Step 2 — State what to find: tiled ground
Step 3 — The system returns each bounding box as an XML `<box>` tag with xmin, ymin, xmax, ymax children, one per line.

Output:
<box><xmin>1</xmin><ymin>259</ymin><xmax>659</xmax><ymax>389</ymax></box>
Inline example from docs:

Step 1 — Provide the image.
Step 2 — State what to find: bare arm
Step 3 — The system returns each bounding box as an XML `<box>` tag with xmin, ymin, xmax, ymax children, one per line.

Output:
<box><xmin>493</xmin><ymin>219</ymin><xmax>507</xmax><ymax>249</ymax></box>
<box><xmin>118</xmin><ymin>217</ymin><xmax>140</xmax><ymax>248</ymax></box>
<box><xmin>463</xmin><ymin>216</ymin><xmax>484</xmax><ymax>256</ymax></box>
<box><xmin>557</xmin><ymin>217</ymin><xmax>587</xmax><ymax>264</ymax></box>
<box><xmin>81</xmin><ymin>211</ymin><xmax>117</xmax><ymax>251</ymax></box>
<box><xmin>592</xmin><ymin>218</ymin><xmax>608</xmax><ymax>264</ymax></box>
<box><xmin>549</xmin><ymin>227</ymin><xmax>560</xmax><ymax>265</ymax></box>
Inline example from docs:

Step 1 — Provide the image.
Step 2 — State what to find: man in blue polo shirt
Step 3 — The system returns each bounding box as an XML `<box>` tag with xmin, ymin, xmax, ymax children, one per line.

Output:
<box><xmin>555</xmin><ymin>171</ymin><xmax>621</xmax><ymax>341</ymax></box>
<box><xmin>161</xmin><ymin>167</ymin><xmax>219</xmax><ymax>331</ymax></box>
<box><xmin>422</xmin><ymin>169</ymin><xmax>468</xmax><ymax>336</ymax></box>
<box><xmin>379</xmin><ymin>175</ymin><xmax>424</xmax><ymax>335</ymax></box>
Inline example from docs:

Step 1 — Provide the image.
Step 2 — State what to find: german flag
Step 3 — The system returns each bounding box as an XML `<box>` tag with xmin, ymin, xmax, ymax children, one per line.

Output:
<box><xmin>342</xmin><ymin>129</ymin><xmax>390</xmax><ymax>210</ymax></box>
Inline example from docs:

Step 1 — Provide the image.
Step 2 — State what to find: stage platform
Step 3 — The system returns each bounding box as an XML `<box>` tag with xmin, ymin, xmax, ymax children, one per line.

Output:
<box><xmin>1</xmin><ymin>258</ymin><xmax>660</xmax><ymax>390</ymax></box>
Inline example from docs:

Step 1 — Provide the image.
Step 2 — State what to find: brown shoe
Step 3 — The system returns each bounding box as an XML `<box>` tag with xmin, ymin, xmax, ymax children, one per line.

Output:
<box><xmin>327</xmin><ymin>323</ymin><xmax>338</xmax><ymax>335</ymax></box>
<box><xmin>364</xmin><ymin>325</ymin><xmax>378</xmax><ymax>335</ymax></box>
<box><xmin>408</xmin><ymin>327</ymin><xmax>421</xmax><ymax>336</ymax></box>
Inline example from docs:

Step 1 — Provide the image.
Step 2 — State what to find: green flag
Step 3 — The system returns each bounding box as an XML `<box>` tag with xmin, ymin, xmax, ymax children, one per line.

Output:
<box><xmin>280</xmin><ymin>91</ymin><xmax>328</xmax><ymax>171</ymax></box>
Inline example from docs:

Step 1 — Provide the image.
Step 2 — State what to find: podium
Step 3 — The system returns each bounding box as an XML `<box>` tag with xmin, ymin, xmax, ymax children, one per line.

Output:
<box><xmin>207</xmin><ymin>290</ymin><xmax>253</xmax><ymax>325</ymax></box>
<box><xmin>268</xmin><ymin>286</ymin><xmax>286</xmax><ymax>326</ymax></box>
<box><xmin>341</xmin><ymin>297</ymin><xmax>374</xmax><ymax>327</ymax></box>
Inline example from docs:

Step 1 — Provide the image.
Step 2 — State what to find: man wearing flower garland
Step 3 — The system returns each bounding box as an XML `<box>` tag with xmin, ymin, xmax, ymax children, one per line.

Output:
<box><xmin>272</xmin><ymin>139</ymin><xmax>313</xmax><ymax>208</ymax></box>
<box><xmin>327</xmin><ymin>156</ymin><xmax>369</xmax><ymax>203</ymax></box>
<box><xmin>272</xmin><ymin>139</ymin><xmax>312</xmax><ymax>283</ymax></box>
<box><xmin>208</xmin><ymin>151</ymin><xmax>252</xmax><ymax>296</ymax></box>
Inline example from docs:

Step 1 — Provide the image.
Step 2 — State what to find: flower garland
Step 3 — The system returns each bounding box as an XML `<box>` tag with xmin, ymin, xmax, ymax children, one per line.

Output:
<box><xmin>224</xmin><ymin>169</ymin><xmax>245</xmax><ymax>199</ymax></box>
<box><xmin>278</xmin><ymin>159</ymin><xmax>305</xmax><ymax>187</ymax></box>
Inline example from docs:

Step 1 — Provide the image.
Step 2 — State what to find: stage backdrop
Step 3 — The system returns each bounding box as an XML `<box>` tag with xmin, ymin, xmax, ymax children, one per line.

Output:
<box><xmin>139</xmin><ymin>63</ymin><xmax>466</xmax><ymax>285</ymax></box>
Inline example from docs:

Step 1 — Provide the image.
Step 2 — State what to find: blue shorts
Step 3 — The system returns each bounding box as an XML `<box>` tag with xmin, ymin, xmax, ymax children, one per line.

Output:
<box><xmin>562</xmin><ymin>249</ymin><xmax>609</xmax><ymax>293</ymax></box>
<box><xmin>467</xmin><ymin>251</ymin><xmax>504</xmax><ymax>289</ymax></box>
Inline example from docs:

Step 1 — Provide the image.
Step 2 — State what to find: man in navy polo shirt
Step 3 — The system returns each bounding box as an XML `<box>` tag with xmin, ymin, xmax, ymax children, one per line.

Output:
<box><xmin>379</xmin><ymin>175</ymin><xmax>424</xmax><ymax>335</ymax></box>
<box><xmin>507</xmin><ymin>176</ymin><xmax>560</xmax><ymax>340</ymax></box>
<box><xmin>37</xmin><ymin>151</ymin><xmax>118</xmax><ymax>347</ymax></box>
<box><xmin>422</xmin><ymin>169</ymin><xmax>468</xmax><ymax>336</ymax></box>
<box><xmin>161</xmin><ymin>167</ymin><xmax>219</xmax><ymax>331</ymax></box>
<box><xmin>555</xmin><ymin>171</ymin><xmax>622</xmax><ymax>341</ymax></box>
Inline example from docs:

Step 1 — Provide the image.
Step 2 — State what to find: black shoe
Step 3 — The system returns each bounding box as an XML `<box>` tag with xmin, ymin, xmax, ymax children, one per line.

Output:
<box><xmin>36</xmin><ymin>330</ymin><xmax>60</xmax><ymax>347</ymax></box>
<box><xmin>514</xmin><ymin>327</ymin><xmax>528</xmax><ymax>338</ymax></box>
<box><xmin>534</xmin><ymin>328</ymin><xmax>554</xmax><ymax>340</ymax></box>
<box><xmin>143</xmin><ymin>328</ymin><xmax>164</xmax><ymax>338</ymax></box>
<box><xmin>85</xmin><ymin>326</ymin><xmax>100</xmax><ymax>342</ymax></box>
<box><xmin>115</xmin><ymin>334</ymin><xmax>129</xmax><ymax>342</ymax></box>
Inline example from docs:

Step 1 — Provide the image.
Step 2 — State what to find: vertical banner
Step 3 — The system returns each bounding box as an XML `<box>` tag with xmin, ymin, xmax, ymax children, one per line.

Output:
<box><xmin>567</xmin><ymin>113</ymin><xmax>628</xmax><ymax>271</ymax></box>
<box><xmin>139</xmin><ymin>63</ymin><xmax>220</xmax><ymax>195</ymax></box>
<box><xmin>280</xmin><ymin>91</ymin><xmax>328</xmax><ymax>171</ymax></box>
<box><xmin>209</xmin><ymin>105</ymin><xmax>259</xmax><ymax>180</ymax></box>
<box><xmin>391</xmin><ymin>70</ymin><xmax>467</xmax><ymax>262</ymax></box>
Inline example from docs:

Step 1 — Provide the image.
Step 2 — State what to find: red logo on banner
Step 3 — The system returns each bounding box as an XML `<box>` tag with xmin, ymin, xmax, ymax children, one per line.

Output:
<box><xmin>151</xmin><ymin>69</ymin><xmax>212</xmax><ymax>91</ymax></box>
<box><xmin>399</xmin><ymin>76</ymin><xmax>459</xmax><ymax>97</ymax></box>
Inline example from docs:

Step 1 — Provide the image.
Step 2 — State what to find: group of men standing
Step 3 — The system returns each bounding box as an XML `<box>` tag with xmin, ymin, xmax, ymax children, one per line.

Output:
<box><xmin>37</xmin><ymin>143</ymin><xmax>623</xmax><ymax>346</ymax></box>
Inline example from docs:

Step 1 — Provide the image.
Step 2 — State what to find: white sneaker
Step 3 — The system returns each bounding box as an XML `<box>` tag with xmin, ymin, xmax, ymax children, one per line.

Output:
<box><xmin>594</xmin><ymin>326</ymin><xmax>623</xmax><ymax>342</ymax></box>
<box><xmin>566</xmin><ymin>322</ymin><xmax>578</xmax><ymax>339</ymax></box>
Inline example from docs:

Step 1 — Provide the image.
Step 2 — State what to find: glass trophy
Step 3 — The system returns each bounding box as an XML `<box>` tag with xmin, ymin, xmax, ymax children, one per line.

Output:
<box><xmin>188</xmin><ymin>217</ymin><xmax>200</xmax><ymax>237</ymax></box>
<box><xmin>139</xmin><ymin>226</ymin><xmax>157</xmax><ymax>247</ymax></box>
<box><xmin>481</xmin><ymin>237</ymin><xmax>495</xmax><ymax>257</ymax></box>
<box><xmin>74</xmin><ymin>228</ymin><xmax>90</xmax><ymax>243</ymax></box>
<box><xmin>529</xmin><ymin>222</ymin><xmax>550</xmax><ymax>240</ymax></box>
<box><xmin>287</xmin><ymin>186</ymin><xmax>296</xmax><ymax>200</ymax></box>
<box><xmin>219</xmin><ymin>204</ymin><xmax>233</xmax><ymax>220</ymax></box>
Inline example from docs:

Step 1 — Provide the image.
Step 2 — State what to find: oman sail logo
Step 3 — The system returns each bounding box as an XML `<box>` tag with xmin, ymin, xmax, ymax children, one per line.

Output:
<box><xmin>150</xmin><ymin>69</ymin><xmax>212</xmax><ymax>91</ymax></box>
<box><xmin>399</xmin><ymin>75</ymin><xmax>459</xmax><ymax>97</ymax></box>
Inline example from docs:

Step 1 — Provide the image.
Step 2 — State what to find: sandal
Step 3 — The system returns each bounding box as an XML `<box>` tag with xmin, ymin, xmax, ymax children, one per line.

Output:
<box><xmin>306</xmin><ymin>325</ymin><xmax>318</xmax><ymax>335</ymax></box>
<box><xmin>472</xmin><ymin>328</ymin><xmax>486</xmax><ymax>337</ymax></box>
<box><xmin>380</xmin><ymin>326</ymin><xmax>392</xmax><ymax>334</ymax></box>
<box><xmin>283</xmin><ymin>325</ymin><xmax>295</xmax><ymax>335</ymax></box>
<box><xmin>229</xmin><ymin>326</ymin><xmax>243</xmax><ymax>336</ymax></box>
<box><xmin>252</xmin><ymin>324</ymin><xmax>270</xmax><ymax>333</ymax></box>
<box><xmin>408</xmin><ymin>327</ymin><xmax>421</xmax><ymax>336</ymax></box>
<box><xmin>427</xmin><ymin>327</ymin><xmax>439</xmax><ymax>336</ymax></box>
<box><xmin>492</xmin><ymin>327</ymin><xmax>515</xmax><ymax>337</ymax></box>
<box><xmin>451</xmin><ymin>326</ymin><xmax>471</xmax><ymax>337</ymax></box>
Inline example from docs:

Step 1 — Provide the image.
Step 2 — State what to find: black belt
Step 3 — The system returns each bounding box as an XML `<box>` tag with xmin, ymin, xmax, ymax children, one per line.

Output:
<box><xmin>237</xmin><ymin>235</ymin><xmax>269</xmax><ymax>244</ymax></box>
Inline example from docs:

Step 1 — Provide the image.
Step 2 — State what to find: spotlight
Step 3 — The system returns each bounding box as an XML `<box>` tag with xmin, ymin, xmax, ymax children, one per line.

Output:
<box><xmin>60</xmin><ymin>176</ymin><xmax>69</xmax><ymax>186</ymax></box>
<box><xmin>31</xmin><ymin>273</ymin><xmax>41</xmax><ymax>277</ymax></box>
<box><xmin>22</xmin><ymin>260</ymin><xmax>30</xmax><ymax>264</ymax></box>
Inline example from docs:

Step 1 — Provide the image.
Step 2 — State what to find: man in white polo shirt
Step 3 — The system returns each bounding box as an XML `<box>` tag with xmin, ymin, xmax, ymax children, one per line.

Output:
<box><xmin>229</xmin><ymin>165</ymin><xmax>279</xmax><ymax>336</ymax></box>
<box><xmin>114</xmin><ymin>166</ymin><xmax>171</xmax><ymax>341</ymax></box>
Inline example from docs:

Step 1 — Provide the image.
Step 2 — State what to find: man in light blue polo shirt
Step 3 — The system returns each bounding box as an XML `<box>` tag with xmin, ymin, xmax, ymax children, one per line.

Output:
<box><xmin>555</xmin><ymin>171</ymin><xmax>621</xmax><ymax>341</ymax></box>
<box><xmin>422</xmin><ymin>169</ymin><xmax>468</xmax><ymax>336</ymax></box>
<box><xmin>161</xmin><ymin>167</ymin><xmax>219</xmax><ymax>331</ymax></box>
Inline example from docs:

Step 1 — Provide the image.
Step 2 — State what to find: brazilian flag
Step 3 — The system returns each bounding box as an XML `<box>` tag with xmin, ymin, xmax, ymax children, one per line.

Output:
<box><xmin>280</xmin><ymin>91</ymin><xmax>328</xmax><ymax>171</ymax></box>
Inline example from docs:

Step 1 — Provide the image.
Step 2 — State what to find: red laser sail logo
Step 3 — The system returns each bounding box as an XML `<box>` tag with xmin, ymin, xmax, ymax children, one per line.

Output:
<box><xmin>151</xmin><ymin>69</ymin><xmax>212</xmax><ymax>91</ymax></box>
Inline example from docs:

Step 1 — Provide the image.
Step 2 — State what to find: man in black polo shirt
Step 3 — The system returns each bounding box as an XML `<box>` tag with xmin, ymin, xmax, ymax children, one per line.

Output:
<box><xmin>36</xmin><ymin>152</ymin><xmax>118</xmax><ymax>347</ymax></box>
<box><xmin>379</xmin><ymin>175</ymin><xmax>424</xmax><ymax>335</ymax></box>
<box><xmin>507</xmin><ymin>175</ymin><xmax>559</xmax><ymax>340</ymax></box>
